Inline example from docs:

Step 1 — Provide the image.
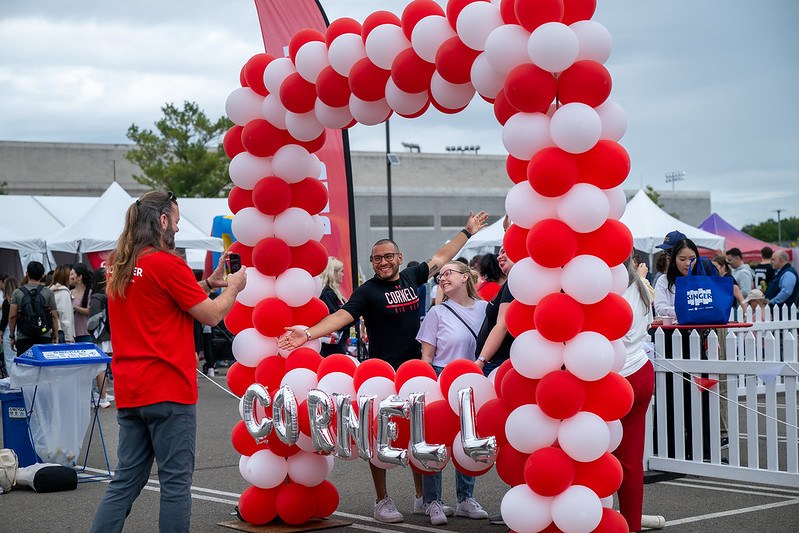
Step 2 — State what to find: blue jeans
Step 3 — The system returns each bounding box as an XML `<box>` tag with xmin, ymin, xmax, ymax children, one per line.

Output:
<box><xmin>90</xmin><ymin>402</ymin><xmax>197</xmax><ymax>533</ymax></box>
<box><xmin>422</xmin><ymin>364</ymin><xmax>476</xmax><ymax>505</ymax></box>
<box><xmin>481</xmin><ymin>358</ymin><xmax>504</xmax><ymax>377</ymax></box>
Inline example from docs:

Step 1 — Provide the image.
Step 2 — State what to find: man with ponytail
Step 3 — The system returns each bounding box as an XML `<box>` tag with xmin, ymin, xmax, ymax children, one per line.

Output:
<box><xmin>90</xmin><ymin>190</ymin><xmax>246</xmax><ymax>533</ymax></box>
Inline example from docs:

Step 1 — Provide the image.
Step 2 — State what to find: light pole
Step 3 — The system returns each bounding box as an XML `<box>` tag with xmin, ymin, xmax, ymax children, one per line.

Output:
<box><xmin>775</xmin><ymin>209</ymin><xmax>784</xmax><ymax>245</ymax></box>
<box><xmin>665</xmin><ymin>171</ymin><xmax>685</xmax><ymax>191</ymax></box>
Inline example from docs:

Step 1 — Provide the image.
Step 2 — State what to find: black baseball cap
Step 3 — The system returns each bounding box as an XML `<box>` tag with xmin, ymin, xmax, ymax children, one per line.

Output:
<box><xmin>656</xmin><ymin>230</ymin><xmax>687</xmax><ymax>251</ymax></box>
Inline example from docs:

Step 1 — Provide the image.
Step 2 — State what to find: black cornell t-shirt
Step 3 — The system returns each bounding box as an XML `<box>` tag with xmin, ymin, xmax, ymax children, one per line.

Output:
<box><xmin>342</xmin><ymin>263</ymin><xmax>429</xmax><ymax>369</ymax></box>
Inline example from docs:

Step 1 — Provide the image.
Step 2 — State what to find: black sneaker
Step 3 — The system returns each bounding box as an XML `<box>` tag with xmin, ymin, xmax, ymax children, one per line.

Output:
<box><xmin>720</xmin><ymin>436</ymin><xmax>730</xmax><ymax>448</ymax></box>
<box><xmin>488</xmin><ymin>512</ymin><xmax>505</xmax><ymax>525</ymax></box>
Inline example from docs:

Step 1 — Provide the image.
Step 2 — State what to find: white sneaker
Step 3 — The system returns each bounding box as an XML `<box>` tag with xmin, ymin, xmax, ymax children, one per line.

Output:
<box><xmin>104</xmin><ymin>393</ymin><xmax>115</xmax><ymax>402</ymax></box>
<box><xmin>206</xmin><ymin>368</ymin><xmax>216</xmax><ymax>378</ymax></box>
<box><xmin>413</xmin><ymin>496</ymin><xmax>454</xmax><ymax>516</ymax></box>
<box><xmin>456</xmin><ymin>497</ymin><xmax>488</xmax><ymax>519</ymax></box>
<box><xmin>98</xmin><ymin>398</ymin><xmax>111</xmax><ymax>409</ymax></box>
<box><xmin>426</xmin><ymin>500</ymin><xmax>447</xmax><ymax>526</ymax></box>
<box><xmin>374</xmin><ymin>496</ymin><xmax>403</xmax><ymax>523</ymax></box>
<box><xmin>641</xmin><ymin>515</ymin><xmax>666</xmax><ymax>529</ymax></box>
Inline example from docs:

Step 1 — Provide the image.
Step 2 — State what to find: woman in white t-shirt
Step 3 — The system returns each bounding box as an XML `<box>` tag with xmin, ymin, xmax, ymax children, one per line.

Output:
<box><xmin>415</xmin><ymin>261</ymin><xmax>488</xmax><ymax>526</ymax></box>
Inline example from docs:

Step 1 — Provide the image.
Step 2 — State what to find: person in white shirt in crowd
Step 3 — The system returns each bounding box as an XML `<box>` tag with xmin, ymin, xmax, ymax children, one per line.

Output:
<box><xmin>49</xmin><ymin>265</ymin><xmax>75</xmax><ymax>343</ymax></box>
<box><xmin>725</xmin><ymin>248</ymin><xmax>754</xmax><ymax>297</ymax></box>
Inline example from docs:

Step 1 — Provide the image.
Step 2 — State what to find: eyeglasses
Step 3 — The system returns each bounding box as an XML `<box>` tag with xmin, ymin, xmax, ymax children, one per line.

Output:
<box><xmin>434</xmin><ymin>269</ymin><xmax>466</xmax><ymax>284</ymax></box>
<box><xmin>370</xmin><ymin>253</ymin><xmax>397</xmax><ymax>264</ymax></box>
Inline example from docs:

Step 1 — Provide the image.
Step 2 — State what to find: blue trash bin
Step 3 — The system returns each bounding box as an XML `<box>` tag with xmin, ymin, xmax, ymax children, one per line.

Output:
<box><xmin>0</xmin><ymin>390</ymin><xmax>38</xmax><ymax>467</ymax></box>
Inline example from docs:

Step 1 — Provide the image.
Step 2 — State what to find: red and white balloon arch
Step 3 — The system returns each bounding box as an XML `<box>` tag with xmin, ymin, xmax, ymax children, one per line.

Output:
<box><xmin>223</xmin><ymin>1</ymin><xmax>636</xmax><ymax>531</ymax></box>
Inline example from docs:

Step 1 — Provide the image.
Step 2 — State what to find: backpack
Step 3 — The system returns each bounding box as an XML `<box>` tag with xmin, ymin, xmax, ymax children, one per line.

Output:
<box><xmin>87</xmin><ymin>293</ymin><xmax>110</xmax><ymax>343</ymax></box>
<box><xmin>17</xmin><ymin>286</ymin><xmax>52</xmax><ymax>337</ymax></box>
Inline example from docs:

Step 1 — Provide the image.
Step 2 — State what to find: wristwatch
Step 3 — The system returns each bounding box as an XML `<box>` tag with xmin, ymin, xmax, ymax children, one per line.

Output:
<box><xmin>305</xmin><ymin>329</ymin><xmax>312</xmax><ymax>341</ymax></box>
<box><xmin>477</xmin><ymin>356</ymin><xmax>487</xmax><ymax>363</ymax></box>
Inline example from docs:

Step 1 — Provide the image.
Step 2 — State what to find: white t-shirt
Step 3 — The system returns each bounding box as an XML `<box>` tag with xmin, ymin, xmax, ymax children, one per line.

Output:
<box><xmin>620</xmin><ymin>282</ymin><xmax>654</xmax><ymax>377</ymax></box>
<box><xmin>654</xmin><ymin>274</ymin><xmax>676</xmax><ymax>318</ymax></box>
<box><xmin>416</xmin><ymin>299</ymin><xmax>488</xmax><ymax>367</ymax></box>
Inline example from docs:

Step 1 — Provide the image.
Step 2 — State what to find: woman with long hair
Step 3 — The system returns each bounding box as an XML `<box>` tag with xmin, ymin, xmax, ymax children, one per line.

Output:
<box><xmin>475</xmin><ymin>253</ymin><xmax>503</xmax><ymax>301</ymax></box>
<box><xmin>318</xmin><ymin>257</ymin><xmax>349</xmax><ymax>356</ymax></box>
<box><xmin>416</xmin><ymin>261</ymin><xmax>489</xmax><ymax>525</ymax></box>
<box><xmin>70</xmin><ymin>263</ymin><xmax>93</xmax><ymax>342</ymax></box>
<box><xmin>49</xmin><ymin>265</ymin><xmax>75</xmax><ymax>343</ymax></box>
<box><xmin>654</xmin><ymin>238</ymin><xmax>711</xmax><ymax>319</ymax></box>
<box><xmin>1</xmin><ymin>277</ymin><xmax>19</xmax><ymax>377</ymax></box>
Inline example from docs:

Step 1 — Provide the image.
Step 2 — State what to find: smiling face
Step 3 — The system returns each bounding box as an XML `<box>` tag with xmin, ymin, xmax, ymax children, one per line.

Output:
<box><xmin>675</xmin><ymin>247</ymin><xmax>697</xmax><ymax>276</ymax></box>
<box><xmin>69</xmin><ymin>269</ymin><xmax>78</xmax><ymax>286</ymax></box>
<box><xmin>370</xmin><ymin>242</ymin><xmax>402</xmax><ymax>281</ymax></box>
<box><xmin>497</xmin><ymin>247</ymin><xmax>514</xmax><ymax>275</ymax></box>
<box><xmin>438</xmin><ymin>263</ymin><xmax>469</xmax><ymax>298</ymax></box>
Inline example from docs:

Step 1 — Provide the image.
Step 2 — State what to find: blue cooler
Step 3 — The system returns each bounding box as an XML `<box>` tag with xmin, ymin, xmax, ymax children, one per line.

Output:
<box><xmin>0</xmin><ymin>390</ymin><xmax>38</xmax><ymax>467</ymax></box>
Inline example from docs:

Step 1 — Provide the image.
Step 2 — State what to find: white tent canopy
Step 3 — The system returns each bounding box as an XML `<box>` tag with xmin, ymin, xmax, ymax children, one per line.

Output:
<box><xmin>0</xmin><ymin>224</ymin><xmax>50</xmax><ymax>277</ymax></box>
<box><xmin>458</xmin><ymin>217</ymin><xmax>505</xmax><ymax>260</ymax></box>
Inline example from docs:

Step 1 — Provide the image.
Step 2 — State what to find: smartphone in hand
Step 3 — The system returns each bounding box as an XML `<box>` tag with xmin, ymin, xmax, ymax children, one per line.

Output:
<box><xmin>227</xmin><ymin>253</ymin><xmax>241</xmax><ymax>274</ymax></box>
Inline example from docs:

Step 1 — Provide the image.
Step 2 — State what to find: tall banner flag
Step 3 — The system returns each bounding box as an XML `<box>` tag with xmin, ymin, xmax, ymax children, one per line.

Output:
<box><xmin>253</xmin><ymin>0</ymin><xmax>358</xmax><ymax>297</ymax></box>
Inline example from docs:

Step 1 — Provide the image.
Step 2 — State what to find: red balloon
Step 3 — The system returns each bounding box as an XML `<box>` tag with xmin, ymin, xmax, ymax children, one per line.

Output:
<box><xmin>297</xmin><ymin>399</ymin><xmax>311</xmax><ymax>435</ymax></box>
<box><xmin>349</xmin><ymin>58</ymin><xmax>390</xmax><ymax>102</ymax></box>
<box><xmin>534</xmin><ymin>293</ymin><xmax>585</xmax><ymax>343</ymax></box>
<box><xmin>318</xmin><ymin>353</ymin><xmax>358</xmax><ymax>379</ymax></box>
<box><xmin>228</xmin><ymin>186</ymin><xmax>254</xmax><ymax>214</ymax></box>
<box><xmin>226</xmin><ymin>362</ymin><xmax>256</xmax><ymax>397</ymax></box>
<box><xmin>582</xmin><ymin>293</ymin><xmax>633</xmax><ymax>342</ymax></box>
<box><xmin>493</xmin><ymin>89</ymin><xmax>518</xmax><ymax>126</ymax></box>
<box><xmin>506</xmin><ymin>155</ymin><xmax>529</xmax><ymax>184</ymax></box>
<box><xmin>290</xmin><ymin>297</ymin><xmax>330</xmax><ymax>329</ymax></box>
<box><xmin>316</xmin><ymin>65</ymin><xmax>352</xmax><ymax>108</ymax></box>
<box><xmin>362</xmin><ymin>10</ymin><xmax>401</xmax><ymax>41</ymax></box>
<box><xmin>298</xmin><ymin>130</ymin><xmax>327</xmax><ymax>154</ymax></box>
<box><xmin>535</xmin><ymin>370</ymin><xmax>586</xmax><ymax>419</ymax></box>
<box><xmin>241</xmin><ymin>119</ymin><xmax>289</xmax><ymax>158</ymax></box>
<box><xmin>501</xmin><ymin>368</ymin><xmax>540</xmax><ymax>409</ymax></box>
<box><xmin>253</xmin><ymin>237</ymin><xmax>292</xmax><ymax>277</ymax></box>
<box><xmin>224</xmin><ymin>301</ymin><xmax>254</xmax><ymax>335</ymax></box>
<box><xmin>228</xmin><ymin>241</ymin><xmax>254</xmax><ymax>268</ymax></box>
<box><xmin>424</xmin><ymin>400</ymin><xmax>460</xmax><ymax>445</ymax></box>
<box><xmin>526</xmin><ymin>219</ymin><xmax>578</xmax><ymax>268</ymax></box>
<box><xmin>243</xmin><ymin>53</ymin><xmax>275</xmax><ymax>96</ymax></box>
<box><xmin>393</xmin><ymin>416</ymin><xmax>411</xmax><ymax>449</ymax></box>
<box><xmin>395</xmin><ymin>359</ymin><xmax>437</xmax><ymax>390</ymax></box>
<box><xmin>439</xmin><ymin>359</ymin><xmax>482</xmax><ymax>399</ymax></box>
<box><xmin>326</xmin><ymin>17</ymin><xmax>362</xmax><ymax>46</ymax></box>
<box><xmin>496</xmin><ymin>445</ymin><xmax>528</xmax><ymax>487</ymax></box>
<box><xmin>238</xmin><ymin>485</ymin><xmax>279</xmax><ymax>525</ymax></box>
<box><xmin>289</xmin><ymin>240</ymin><xmax>329</xmax><ymax>277</ymax></box>
<box><xmin>577</xmin><ymin>219</ymin><xmax>633</xmax><ymax>267</ymax></box>
<box><xmin>276</xmin><ymin>482</ymin><xmax>314</xmax><ymax>525</ymax></box>
<box><xmin>289</xmin><ymin>178</ymin><xmax>328</xmax><ymax>215</ymax></box>
<box><xmin>285</xmin><ymin>347</ymin><xmax>323</xmax><ymax>372</ymax></box>
<box><xmin>493</xmin><ymin>359</ymin><xmax>514</xmax><ymax>397</ymax></box>
<box><xmin>504</xmin><ymin>64</ymin><xmax>557</xmax><ymax>114</ymax></box>
<box><xmin>401</xmin><ymin>0</ymin><xmax>445</xmax><ymax>40</ymax></box>
<box><xmin>391</xmin><ymin>48</ymin><xmax>435</xmax><ymax>94</ymax></box>
<box><xmin>515</xmin><ymin>0</ymin><xmax>565</xmax><ymax>32</ymax></box>
<box><xmin>254</xmin><ymin>355</ymin><xmax>286</xmax><ymax>398</ymax></box>
<box><xmin>253</xmin><ymin>298</ymin><xmax>293</xmax><ymax>338</ymax></box>
<box><xmin>577</xmin><ymin>140</ymin><xmax>631</xmax><ymax>190</ymax></box>
<box><xmin>573</xmin><ymin>452</ymin><xmax>623</xmax><ymax>498</ymax></box>
<box><xmin>446</xmin><ymin>0</ymin><xmax>488</xmax><ymax>30</ymax></box>
<box><xmin>252</xmin><ymin>176</ymin><xmax>292</xmax><ymax>216</ymax></box>
<box><xmin>476</xmin><ymin>398</ymin><xmax>510</xmax><ymax>445</ymax></box>
<box><xmin>231</xmin><ymin>420</ymin><xmax>268</xmax><ymax>456</ymax></box>
<box><xmin>583</xmin><ymin>371</ymin><xmax>634</xmax><ymax>421</ymax></box>
<box><xmin>524</xmin><ymin>446</ymin><xmax>575</xmax><ymax>496</ymax></box>
<box><xmin>280</xmin><ymin>72</ymin><xmax>317</xmax><ymax>114</ymax></box>
<box><xmin>435</xmin><ymin>36</ymin><xmax>480</xmax><ymax>85</ymax></box>
<box><xmin>500</xmin><ymin>0</ymin><xmax>520</xmax><ymax>24</ymax></box>
<box><xmin>527</xmin><ymin>147</ymin><xmax>579</xmax><ymax>198</ymax></box>
<box><xmin>505</xmin><ymin>300</ymin><xmax>537</xmax><ymax>337</ymax></box>
<box><xmin>267</xmin><ymin>434</ymin><xmax>300</xmax><ymax>458</ymax></box>
<box><xmin>557</xmin><ymin>60</ymin><xmax>612</xmax><ymax>108</ymax></box>
<box><xmin>562</xmin><ymin>0</ymin><xmax>597</xmax><ymax>25</ymax></box>
<box><xmin>352</xmin><ymin>358</ymin><xmax>395</xmax><ymax>391</ymax></box>
<box><xmin>311</xmin><ymin>480</ymin><xmax>340</xmax><ymax>518</ymax></box>
<box><xmin>239</xmin><ymin>64</ymin><xmax>248</xmax><ymax>88</ymax></box>
<box><xmin>502</xmin><ymin>223</ymin><xmax>529</xmax><ymax>263</ymax></box>
<box><xmin>593</xmin><ymin>507</ymin><xmax>629</xmax><ymax>533</ymax></box>
<box><xmin>223</xmin><ymin>125</ymin><xmax>246</xmax><ymax>158</ymax></box>
<box><xmin>288</xmin><ymin>28</ymin><xmax>325</xmax><ymax>63</ymax></box>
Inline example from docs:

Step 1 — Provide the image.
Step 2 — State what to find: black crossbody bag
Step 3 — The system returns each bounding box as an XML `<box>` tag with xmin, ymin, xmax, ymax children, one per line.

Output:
<box><xmin>441</xmin><ymin>303</ymin><xmax>478</xmax><ymax>340</ymax></box>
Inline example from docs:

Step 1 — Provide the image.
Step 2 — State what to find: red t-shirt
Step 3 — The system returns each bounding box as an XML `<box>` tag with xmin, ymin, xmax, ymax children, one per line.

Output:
<box><xmin>108</xmin><ymin>250</ymin><xmax>207</xmax><ymax>408</ymax></box>
<box><xmin>477</xmin><ymin>280</ymin><xmax>501</xmax><ymax>302</ymax></box>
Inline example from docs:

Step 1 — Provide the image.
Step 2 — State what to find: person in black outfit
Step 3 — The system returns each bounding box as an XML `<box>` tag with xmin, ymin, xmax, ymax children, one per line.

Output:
<box><xmin>474</xmin><ymin>247</ymin><xmax>515</xmax><ymax>377</ymax></box>
<box><xmin>318</xmin><ymin>257</ymin><xmax>350</xmax><ymax>356</ymax></box>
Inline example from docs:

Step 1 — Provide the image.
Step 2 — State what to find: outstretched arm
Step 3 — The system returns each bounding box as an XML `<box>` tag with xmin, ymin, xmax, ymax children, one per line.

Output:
<box><xmin>278</xmin><ymin>308</ymin><xmax>357</xmax><ymax>350</ymax></box>
<box><xmin>426</xmin><ymin>210</ymin><xmax>489</xmax><ymax>278</ymax></box>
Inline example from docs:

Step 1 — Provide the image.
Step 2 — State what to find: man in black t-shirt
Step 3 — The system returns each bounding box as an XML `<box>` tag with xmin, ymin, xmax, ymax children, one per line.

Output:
<box><xmin>279</xmin><ymin>210</ymin><xmax>488</xmax><ymax>524</ymax></box>
<box><xmin>753</xmin><ymin>246</ymin><xmax>776</xmax><ymax>292</ymax></box>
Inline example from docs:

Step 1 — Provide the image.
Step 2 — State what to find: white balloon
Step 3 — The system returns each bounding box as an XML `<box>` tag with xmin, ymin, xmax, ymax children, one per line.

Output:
<box><xmin>232</xmin><ymin>328</ymin><xmax>278</xmax><ymax>368</ymax></box>
<box><xmin>607</xmin><ymin>419</ymin><xmax>623</xmax><ymax>452</ymax></box>
<box><xmin>596</xmin><ymin>99</ymin><xmax>627</xmax><ymax>141</ymax></box>
<box><xmin>295</xmin><ymin>40</ymin><xmax>330</xmax><ymax>84</ymax></box>
<box><xmin>398</xmin><ymin>376</ymin><xmax>443</xmax><ymax>403</ymax></box>
<box><xmin>447</xmin><ymin>373</ymin><xmax>497</xmax><ymax>413</ymax></box>
<box><xmin>263</xmin><ymin>57</ymin><xmax>296</xmax><ymax>95</ymax></box>
<box><xmin>237</xmin><ymin>268</ymin><xmax>276</xmax><ymax>307</ymax></box>
<box><xmin>226</xmin><ymin>87</ymin><xmax>264</xmax><ymax>126</ymax></box>
<box><xmin>273</xmin><ymin>207</ymin><xmax>315</xmax><ymax>247</ymax></box>
<box><xmin>285</xmin><ymin>110</ymin><xmax>324</xmax><ymax>142</ymax></box>
<box><xmin>470</xmin><ymin>53</ymin><xmax>504</xmax><ymax>99</ymax></box>
<box><xmin>327</xmin><ymin>33</ymin><xmax>366</xmax><ymax>77</ymax></box>
<box><xmin>244</xmin><ymin>449</ymin><xmax>288</xmax><ymax>489</ymax></box>
<box><xmin>238</xmin><ymin>454</ymin><xmax>250</xmax><ymax>479</ymax></box>
<box><xmin>510</xmin><ymin>330</ymin><xmax>565</xmax><ymax>379</ymax></box>
<box><xmin>272</xmin><ymin>144</ymin><xmax>312</xmax><ymax>184</ymax></box>
<box><xmin>609</xmin><ymin>263</ymin><xmax>629</xmax><ymax>295</ymax></box>
<box><xmin>502</xmin><ymin>112</ymin><xmax>553</xmax><ymax>160</ymax></box>
<box><xmin>429</xmin><ymin>73</ymin><xmax>475</xmax><ymax>110</ymax></box>
<box><xmin>550</xmin><ymin>102</ymin><xmax>602</xmax><ymax>154</ymax></box>
<box><xmin>527</xmin><ymin>22</ymin><xmax>579</xmax><ymax>73</ymax></box>
<box><xmin>349</xmin><ymin>95</ymin><xmax>391</xmax><ymax>126</ymax></box>
<box><xmin>456</xmin><ymin>1</ymin><xmax>503</xmax><ymax>52</ymax></box>
<box><xmin>311</xmin><ymin>215</ymin><xmax>327</xmax><ymax>242</ymax></box>
<box><xmin>558</xmin><ymin>411</ymin><xmax>610</xmax><ymax>462</ymax></box>
<box><xmin>571</xmin><ymin>20</ymin><xmax>613</xmax><ymax>64</ymax></box>
<box><xmin>275</xmin><ymin>267</ymin><xmax>316</xmax><ymax>307</ymax></box>
<box><xmin>280</xmin><ymin>367</ymin><xmax>318</xmax><ymax>402</ymax></box>
<box><xmin>484</xmin><ymin>24</ymin><xmax>532</xmax><ymax>74</ymax></box>
<box><xmin>505</xmin><ymin>404</ymin><xmax>559</xmax><ymax>454</ymax></box>
<box><xmin>507</xmin><ymin>257</ymin><xmax>562</xmax><ymax>306</ymax></box>
<box><xmin>228</xmin><ymin>152</ymin><xmax>273</xmax><ymax>190</ymax></box>
<box><xmin>287</xmin><ymin>451</ymin><xmax>334</xmax><ymax>487</ymax></box>
<box><xmin>307</xmin><ymin>154</ymin><xmax>323</xmax><ymax>180</ymax></box>
<box><xmin>505</xmin><ymin>181</ymin><xmax>559</xmax><ymax>229</ymax></box>
<box><xmin>313</xmin><ymin>275</ymin><xmax>323</xmax><ymax>298</ymax></box>
<box><xmin>610</xmin><ymin>340</ymin><xmax>627</xmax><ymax>374</ymax></box>
<box><xmin>317</xmin><ymin>371</ymin><xmax>356</xmax><ymax>398</ymax></box>
<box><xmin>551</xmin><ymin>485</ymin><xmax>603</xmax><ymax>533</ymax></box>
<box><xmin>232</xmin><ymin>207</ymin><xmax>274</xmax><ymax>246</ymax></box>
<box><xmin>563</xmin><ymin>331</ymin><xmax>615</xmax><ymax>382</ymax></box>
<box><xmin>500</xmin><ymin>484</ymin><xmax>553</xmax><ymax>533</ymax></box>
<box><xmin>261</xmin><ymin>94</ymin><xmax>288</xmax><ymax>130</ymax></box>
<box><xmin>365</xmin><ymin>24</ymin><xmax>411</xmax><ymax>70</ymax></box>
<box><xmin>314</xmin><ymin>99</ymin><xmax>353</xmax><ymax>129</ymax></box>
<box><xmin>452</xmin><ymin>431</ymin><xmax>494</xmax><ymax>472</ymax></box>
<box><xmin>356</xmin><ymin>376</ymin><xmax>396</xmax><ymax>406</ymax></box>
<box><xmin>410</xmin><ymin>15</ymin><xmax>455</xmax><ymax>63</ymax></box>
<box><xmin>605</xmin><ymin>186</ymin><xmax>627</xmax><ymax>219</ymax></box>
<box><xmin>385</xmin><ymin>78</ymin><xmax>428</xmax><ymax>116</ymax></box>
<box><xmin>296</xmin><ymin>432</ymin><xmax>317</xmax><ymax>453</ymax></box>
<box><xmin>561</xmin><ymin>255</ymin><xmax>613</xmax><ymax>304</ymax></box>
<box><xmin>557</xmin><ymin>183</ymin><xmax>609</xmax><ymax>233</ymax></box>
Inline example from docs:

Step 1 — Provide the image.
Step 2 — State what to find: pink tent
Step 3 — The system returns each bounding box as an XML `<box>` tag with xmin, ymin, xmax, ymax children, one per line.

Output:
<box><xmin>698</xmin><ymin>213</ymin><xmax>791</xmax><ymax>262</ymax></box>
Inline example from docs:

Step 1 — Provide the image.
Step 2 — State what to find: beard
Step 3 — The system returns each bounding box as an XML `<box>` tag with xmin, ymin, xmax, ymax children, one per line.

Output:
<box><xmin>162</xmin><ymin>226</ymin><xmax>176</xmax><ymax>249</ymax></box>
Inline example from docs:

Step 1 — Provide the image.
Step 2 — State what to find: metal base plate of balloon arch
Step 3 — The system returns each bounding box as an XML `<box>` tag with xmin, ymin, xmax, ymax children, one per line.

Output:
<box><xmin>217</xmin><ymin>518</ymin><xmax>352</xmax><ymax>532</ymax></box>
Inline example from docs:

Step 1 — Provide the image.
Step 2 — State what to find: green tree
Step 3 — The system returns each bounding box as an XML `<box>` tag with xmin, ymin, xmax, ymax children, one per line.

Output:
<box><xmin>742</xmin><ymin>217</ymin><xmax>799</xmax><ymax>246</ymax></box>
<box><xmin>645</xmin><ymin>185</ymin><xmax>663</xmax><ymax>208</ymax></box>
<box><xmin>125</xmin><ymin>101</ymin><xmax>232</xmax><ymax>198</ymax></box>
<box><xmin>0</xmin><ymin>180</ymin><xmax>7</xmax><ymax>195</ymax></box>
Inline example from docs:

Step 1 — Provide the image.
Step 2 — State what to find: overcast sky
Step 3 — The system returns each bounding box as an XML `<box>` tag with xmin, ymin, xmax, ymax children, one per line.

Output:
<box><xmin>1</xmin><ymin>0</ymin><xmax>796</xmax><ymax>229</ymax></box>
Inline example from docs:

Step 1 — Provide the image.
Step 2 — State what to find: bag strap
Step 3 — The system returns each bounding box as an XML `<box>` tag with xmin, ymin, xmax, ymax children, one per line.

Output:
<box><xmin>441</xmin><ymin>303</ymin><xmax>478</xmax><ymax>340</ymax></box>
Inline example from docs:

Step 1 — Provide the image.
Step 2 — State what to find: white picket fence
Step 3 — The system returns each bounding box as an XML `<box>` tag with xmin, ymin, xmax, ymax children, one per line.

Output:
<box><xmin>644</xmin><ymin>304</ymin><xmax>799</xmax><ymax>488</ymax></box>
